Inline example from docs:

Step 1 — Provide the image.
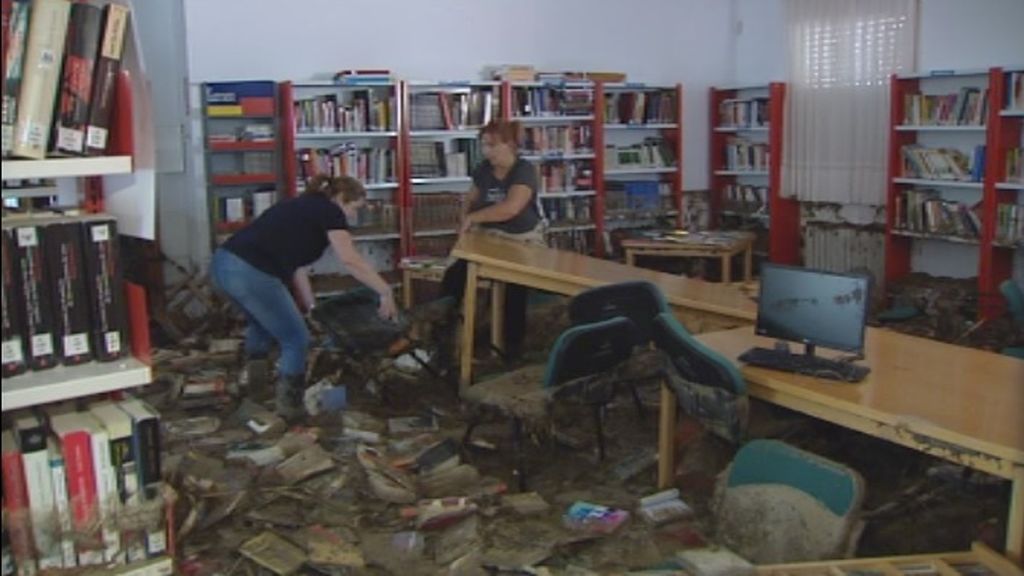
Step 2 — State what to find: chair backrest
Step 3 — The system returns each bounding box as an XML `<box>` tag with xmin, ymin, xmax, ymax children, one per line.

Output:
<box><xmin>543</xmin><ymin>316</ymin><xmax>638</xmax><ymax>388</ymax></box>
<box><xmin>568</xmin><ymin>281</ymin><xmax>670</xmax><ymax>343</ymax></box>
<box><xmin>727</xmin><ymin>439</ymin><xmax>862</xmax><ymax>517</ymax></box>
<box><xmin>1001</xmin><ymin>280</ymin><xmax>1024</xmax><ymax>328</ymax></box>
<box><xmin>651</xmin><ymin>312</ymin><xmax>746</xmax><ymax>395</ymax></box>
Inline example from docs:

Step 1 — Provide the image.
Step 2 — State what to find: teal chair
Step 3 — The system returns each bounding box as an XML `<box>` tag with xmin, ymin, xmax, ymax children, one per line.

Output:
<box><xmin>461</xmin><ymin>316</ymin><xmax>641</xmax><ymax>490</ymax></box>
<box><xmin>1000</xmin><ymin>280</ymin><xmax>1024</xmax><ymax>359</ymax></box>
<box><xmin>650</xmin><ymin>312</ymin><xmax>748</xmax><ymax>443</ymax></box>
<box><xmin>716</xmin><ymin>439</ymin><xmax>865</xmax><ymax>563</ymax></box>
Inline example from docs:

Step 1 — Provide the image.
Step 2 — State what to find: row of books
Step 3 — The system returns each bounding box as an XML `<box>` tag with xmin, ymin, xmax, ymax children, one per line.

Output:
<box><xmin>995</xmin><ymin>203</ymin><xmax>1022</xmax><ymax>244</ymax></box>
<box><xmin>723</xmin><ymin>138</ymin><xmax>769</xmax><ymax>172</ymax></box>
<box><xmin>893</xmin><ymin>189</ymin><xmax>981</xmax><ymax>239</ymax></box>
<box><xmin>717</xmin><ymin>97</ymin><xmax>770</xmax><ymax>129</ymax></box>
<box><xmin>2</xmin><ymin>398</ymin><xmax>165</xmax><ymax>574</ymax></box>
<box><xmin>900</xmin><ymin>144</ymin><xmax>986</xmax><ymax>182</ymax></box>
<box><xmin>295</xmin><ymin>146</ymin><xmax>397</xmax><ymax>185</ymax></box>
<box><xmin>511</xmin><ymin>87</ymin><xmax>593</xmax><ymax>118</ymax></box>
<box><xmin>1</xmin><ymin>215</ymin><xmax>125</xmax><ymax>377</ymax></box>
<box><xmin>1007</xmin><ymin>148</ymin><xmax>1022</xmax><ymax>183</ymax></box>
<box><xmin>547</xmin><ymin>227</ymin><xmax>593</xmax><ymax>253</ymax></box>
<box><xmin>537</xmin><ymin>160</ymin><xmax>593</xmax><ymax>194</ymax></box>
<box><xmin>212</xmin><ymin>190</ymin><xmax>276</xmax><ymax>232</ymax></box>
<box><xmin>292</xmin><ymin>92</ymin><xmax>394</xmax><ymax>134</ymax></box>
<box><xmin>721</xmin><ymin>184</ymin><xmax>768</xmax><ymax>213</ymax></box>
<box><xmin>209</xmin><ymin>152</ymin><xmax>274</xmax><ymax>177</ymax></box>
<box><xmin>409</xmin><ymin>91</ymin><xmax>498</xmax><ymax>131</ymax></box>
<box><xmin>408</xmin><ymin>236</ymin><xmax>456</xmax><ymax>258</ymax></box>
<box><xmin>605</xmin><ymin>181</ymin><xmax>670</xmax><ymax>212</ymax></box>
<box><xmin>604</xmin><ymin>139</ymin><xmax>676</xmax><ymax>170</ymax></box>
<box><xmin>902</xmin><ymin>88</ymin><xmax>988</xmax><ymax>126</ymax></box>
<box><xmin>521</xmin><ymin>125</ymin><xmax>593</xmax><ymax>155</ymax></box>
<box><xmin>207</xmin><ymin>123</ymin><xmax>274</xmax><ymax>144</ymax></box>
<box><xmin>540</xmin><ymin>196</ymin><xmax>592</xmax><ymax>224</ymax></box>
<box><xmin>204</xmin><ymin>81</ymin><xmax>274</xmax><ymax>117</ymax></box>
<box><xmin>604</xmin><ymin>91</ymin><xmax>677</xmax><ymax>125</ymax></box>
<box><xmin>2</xmin><ymin>0</ymin><xmax>130</xmax><ymax>159</ymax></box>
<box><xmin>409</xmin><ymin>141</ymin><xmax>473</xmax><ymax>179</ymax></box>
<box><xmin>352</xmin><ymin>200</ymin><xmax>399</xmax><ymax>236</ymax></box>
<box><xmin>410</xmin><ymin>194</ymin><xmax>461</xmax><ymax>232</ymax></box>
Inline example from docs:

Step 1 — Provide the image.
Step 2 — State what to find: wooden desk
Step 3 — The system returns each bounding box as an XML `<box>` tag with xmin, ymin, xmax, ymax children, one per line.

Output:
<box><xmin>450</xmin><ymin>232</ymin><xmax>757</xmax><ymax>388</ymax></box>
<box><xmin>661</xmin><ymin>326</ymin><xmax>1024</xmax><ymax>562</ymax></box>
<box><xmin>622</xmin><ymin>231</ymin><xmax>756</xmax><ymax>283</ymax></box>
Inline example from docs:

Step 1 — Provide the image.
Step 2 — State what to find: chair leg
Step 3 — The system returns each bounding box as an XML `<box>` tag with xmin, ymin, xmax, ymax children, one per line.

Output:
<box><xmin>629</xmin><ymin>383</ymin><xmax>645</xmax><ymax>417</ymax></box>
<box><xmin>511</xmin><ymin>417</ymin><xmax>527</xmax><ymax>492</ymax></box>
<box><xmin>462</xmin><ymin>414</ymin><xmax>481</xmax><ymax>447</ymax></box>
<box><xmin>593</xmin><ymin>404</ymin><xmax>607</xmax><ymax>461</ymax></box>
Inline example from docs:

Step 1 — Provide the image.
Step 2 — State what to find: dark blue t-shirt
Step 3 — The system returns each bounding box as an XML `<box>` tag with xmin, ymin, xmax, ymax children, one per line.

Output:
<box><xmin>223</xmin><ymin>193</ymin><xmax>348</xmax><ymax>282</ymax></box>
<box><xmin>470</xmin><ymin>158</ymin><xmax>541</xmax><ymax>234</ymax></box>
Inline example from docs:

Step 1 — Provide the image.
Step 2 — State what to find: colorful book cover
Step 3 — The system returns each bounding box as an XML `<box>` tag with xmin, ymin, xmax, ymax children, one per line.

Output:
<box><xmin>52</xmin><ymin>2</ymin><xmax>103</xmax><ymax>155</ymax></box>
<box><xmin>1</xmin><ymin>0</ymin><xmax>29</xmax><ymax>157</ymax></box>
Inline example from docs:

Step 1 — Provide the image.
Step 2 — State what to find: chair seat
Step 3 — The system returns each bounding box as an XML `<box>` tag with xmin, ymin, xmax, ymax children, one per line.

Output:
<box><xmin>462</xmin><ymin>364</ymin><xmax>550</xmax><ymax>421</ymax></box>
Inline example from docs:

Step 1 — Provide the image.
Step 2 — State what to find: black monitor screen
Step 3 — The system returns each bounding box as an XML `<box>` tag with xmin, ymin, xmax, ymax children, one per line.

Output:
<box><xmin>755</xmin><ymin>264</ymin><xmax>869</xmax><ymax>354</ymax></box>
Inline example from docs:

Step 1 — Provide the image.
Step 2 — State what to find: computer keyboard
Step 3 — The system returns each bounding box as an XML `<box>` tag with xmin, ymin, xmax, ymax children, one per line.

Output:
<box><xmin>738</xmin><ymin>347</ymin><xmax>870</xmax><ymax>383</ymax></box>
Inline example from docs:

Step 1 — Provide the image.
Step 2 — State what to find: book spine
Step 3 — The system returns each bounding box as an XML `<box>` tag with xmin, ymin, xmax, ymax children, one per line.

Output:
<box><xmin>57</xmin><ymin>429</ymin><xmax>102</xmax><ymax>566</ymax></box>
<box><xmin>45</xmin><ymin>221</ymin><xmax>92</xmax><ymax>365</ymax></box>
<box><xmin>11</xmin><ymin>0</ymin><xmax>71</xmax><ymax>159</ymax></box>
<box><xmin>15</xmin><ymin>418</ymin><xmax>60</xmax><ymax>571</ymax></box>
<box><xmin>1</xmin><ymin>227</ymin><xmax>27</xmax><ymax>376</ymax></box>
<box><xmin>80</xmin><ymin>218</ymin><xmax>125</xmax><ymax>361</ymax></box>
<box><xmin>47</xmin><ymin>443</ymin><xmax>77</xmax><ymax>568</ymax></box>
<box><xmin>111</xmin><ymin>436</ymin><xmax>144</xmax><ymax>563</ymax></box>
<box><xmin>1</xmin><ymin>433</ymin><xmax>36</xmax><ymax>576</ymax></box>
<box><xmin>12</xmin><ymin>225</ymin><xmax>56</xmax><ymax>371</ymax></box>
<box><xmin>51</xmin><ymin>2</ymin><xmax>102</xmax><ymax>155</ymax></box>
<box><xmin>85</xmin><ymin>423</ymin><xmax>121</xmax><ymax>564</ymax></box>
<box><xmin>133</xmin><ymin>414</ymin><xmax>164</xmax><ymax>557</ymax></box>
<box><xmin>84</xmin><ymin>3</ymin><xmax>129</xmax><ymax>156</ymax></box>
<box><xmin>1</xmin><ymin>0</ymin><xmax>29</xmax><ymax>157</ymax></box>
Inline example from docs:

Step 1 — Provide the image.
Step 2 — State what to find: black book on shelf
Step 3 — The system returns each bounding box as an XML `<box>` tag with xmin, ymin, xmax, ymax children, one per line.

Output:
<box><xmin>44</xmin><ymin>218</ymin><xmax>93</xmax><ymax>365</ymax></box>
<box><xmin>5</xmin><ymin>220</ymin><xmax>58</xmax><ymax>371</ymax></box>
<box><xmin>1</xmin><ymin>226</ymin><xmax>28</xmax><ymax>376</ymax></box>
<box><xmin>79</xmin><ymin>215</ymin><xmax>126</xmax><ymax>362</ymax></box>
<box><xmin>51</xmin><ymin>1</ymin><xmax>104</xmax><ymax>155</ymax></box>
<box><xmin>84</xmin><ymin>2</ymin><xmax>129</xmax><ymax>156</ymax></box>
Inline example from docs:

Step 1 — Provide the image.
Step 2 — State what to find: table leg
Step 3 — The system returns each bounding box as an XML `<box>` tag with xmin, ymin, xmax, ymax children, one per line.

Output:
<box><xmin>626</xmin><ymin>249</ymin><xmax>636</xmax><ymax>267</ymax></box>
<box><xmin>721</xmin><ymin>255</ymin><xmax>731</xmax><ymax>284</ymax></box>
<box><xmin>491</xmin><ymin>281</ymin><xmax>507</xmax><ymax>356</ymax></box>
<box><xmin>744</xmin><ymin>246</ymin><xmax>753</xmax><ymax>283</ymax></box>
<box><xmin>459</xmin><ymin>262</ymin><xmax>480</xmax><ymax>392</ymax></box>
<box><xmin>658</xmin><ymin>380</ymin><xmax>677</xmax><ymax>489</ymax></box>
<box><xmin>1008</xmin><ymin>466</ymin><xmax>1024</xmax><ymax>564</ymax></box>
<box><xmin>402</xmin><ymin>270</ymin><xmax>413</xmax><ymax>309</ymax></box>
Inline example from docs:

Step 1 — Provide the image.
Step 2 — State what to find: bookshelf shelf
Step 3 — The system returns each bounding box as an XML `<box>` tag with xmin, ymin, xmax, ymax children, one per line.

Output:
<box><xmin>513</xmin><ymin>115</ymin><xmax>595</xmax><ymax>123</ymax></box>
<box><xmin>1001</xmin><ymin>109</ymin><xmax>1024</xmax><ymax>117</ymax></box>
<box><xmin>1</xmin><ymin>186</ymin><xmax>61</xmax><ymax>200</ymax></box>
<box><xmin>210</xmin><ymin>173</ymin><xmax>278</xmax><ymax>186</ymax></box>
<box><xmin>1</xmin><ymin>156</ymin><xmax>132</xmax><ymax>180</ymax></box>
<box><xmin>549</xmin><ymin>223</ymin><xmax>597</xmax><ymax>233</ymax></box>
<box><xmin>353</xmin><ymin>232</ymin><xmax>401</xmax><ymax>242</ymax></box>
<box><xmin>539</xmin><ymin>190</ymin><xmax>597</xmax><ymax>198</ymax></box>
<box><xmin>521</xmin><ymin>153</ymin><xmax>595</xmax><ymax>161</ymax></box>
<box><xmin>410</xmin><ymin>129</ymin><xmax>480</xmax><ymax>138</ymax></box>
<box><xmin>295</xmin><ymin>131</ymin><xmax>399</xmax><ymax>139</ymax></box>
<box><xmin>2</xmin><ymin>357</ymin><xmax>151</xmax><ymax>412</ymax></box>
<box><xmin>886</xmin><ymin>67</ymin><xmax>1022</xmax><ymax>320</ymax></box>
<box><xmin>413</xmin><ymin>228</ymin><xmax>458</xmax><ymax>238</ymax></box>
<box><xmin>710</xmin><ymin>82</ymin><xmax>799</xmax><ymax>265</ymax></box>
<box><xmin>605</xmin><ymin>123</ymin><xmax>679</xmax><ymax>130</ymax></box>
<box><xmin>894</xmin><ymin>125</ymin><xmax>986</xmax><ymax>131</ymax></box>
<box><xmin>605</xmin><ymin>167</ymin><xmax>677</xmax><ymax>175</ymax></box>
<box><xmin>411</xmin><ymin>176</ymin><xmax>473</xmax><ymax>185</ymax></box>
<box><xmin>891</xmin><ymin>177</ymin><xmax>984</xmax><ymax>189</ymax></box>
<box><xmin>207</xmin><ymin>141</ymin><xmax>276</xmax><ymax>152</ymax></box>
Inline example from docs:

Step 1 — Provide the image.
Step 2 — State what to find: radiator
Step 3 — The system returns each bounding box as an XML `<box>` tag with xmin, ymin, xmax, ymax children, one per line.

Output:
<box><xmin>803</xmin><ymin>224</ymin><xmax>885</xmax><ymax>283</ymax></box>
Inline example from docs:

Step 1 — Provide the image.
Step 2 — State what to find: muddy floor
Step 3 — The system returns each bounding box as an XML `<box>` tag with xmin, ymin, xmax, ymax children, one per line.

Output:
<box><xmin>150</xmin><ymin>295</ymin><xmax>1015</xmax><ymax>575</ymax></box>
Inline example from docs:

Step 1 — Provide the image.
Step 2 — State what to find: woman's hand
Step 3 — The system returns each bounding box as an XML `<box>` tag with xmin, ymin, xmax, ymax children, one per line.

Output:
<box><xmin>378</xmin><ymin>292</ymin><xmax>399</xmax><ymax>322</ymax></box>
<box><xmin>458</xmin><ymin>214</ymin><xmax>474</xmax><ymax>235</ymax></box>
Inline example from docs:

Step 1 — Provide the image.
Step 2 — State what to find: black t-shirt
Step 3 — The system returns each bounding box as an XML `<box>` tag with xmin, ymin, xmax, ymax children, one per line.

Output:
<box><xmin>470</xmin><ymin>158</ymin><xmax>541</xmax><ymax>234</ymax></box>
<box><xmin>223</xmin><ymin>193</ymin><xmax>348</xmax><ymax>282</ymax></box>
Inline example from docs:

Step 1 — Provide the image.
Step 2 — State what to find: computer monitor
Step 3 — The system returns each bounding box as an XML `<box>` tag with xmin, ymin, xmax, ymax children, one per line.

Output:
<box><xmin>755</xmin><ymin>264</ymin><xmax>870</xmax><ymax>358</ymax></box>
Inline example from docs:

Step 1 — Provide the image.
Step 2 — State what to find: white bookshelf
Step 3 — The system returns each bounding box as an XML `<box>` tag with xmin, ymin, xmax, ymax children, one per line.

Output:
<box><xmin>2</xmin><ymin>358</ymin><xmax>152</xmax><ymax>412</ymax></box>
<box><xmin>1</xmin><ymin>156</ymin><xmax>133</xmax><ymax>180</ymax></box>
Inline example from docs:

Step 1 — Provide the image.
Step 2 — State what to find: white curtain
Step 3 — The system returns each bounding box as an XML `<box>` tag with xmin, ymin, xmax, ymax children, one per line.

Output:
<box><xmin>783</xmin><ymin>0</ymin><xmax>917</xmax><ymax>206</ymax></box>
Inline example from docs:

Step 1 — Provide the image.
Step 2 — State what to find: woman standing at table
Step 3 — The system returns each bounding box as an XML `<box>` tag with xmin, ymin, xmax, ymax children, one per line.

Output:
<box><xmin>438</xmin><ymin>119</ymin><xmax>546</xmax><ymax>362</ymax></box>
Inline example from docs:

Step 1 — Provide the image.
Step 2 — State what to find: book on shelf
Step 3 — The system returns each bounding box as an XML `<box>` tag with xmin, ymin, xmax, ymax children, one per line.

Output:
<box><xmin>724</xmin><ymin>137</ymin><xmax>769</xmax><ymax>172</ymax></box>
<box><xmin>902</xmin><ymin>87</ymin><xmax>988</xmax><ymax>126</ymax></box>
<box><xmin>6</xmin><ymin>221</ymin><xmax>58</xmax><ymax>371</ymax></box>
<box><xmin>51</xmin><ymin>2</ymin><xmax>103</xmax><ymax>155</ymax></box>
<box><xmin>512</xmin><ymin>86</ymin><xmax>593</xmax><ymax>118</ymax></box>
<box><xmin>606</xmin><ymin>90</ymin><xmax>676</xmax><ymax>125</ymax></box>
<box><xmin>522</xmin><ymin>125</ymin><xmax>592</xmax><ymax>155</ymax></box>
<box><xmin>48</xmin><ymin>439</ymin><xmax>78</xmax><ymax>568</ymax></box>
<box><xmin>11</xmin><ymin>0</ymin><xmax>71</xmax><ymax>159</ymax></box>
<box><xmin>47</xmin><ymin>410</ymin><xmax>105</xmax><ymax>566</ymax></box>
<box><xmin>2</xmin><ymin>429</ymin><xmax>37</xmax><ymax>575</ymax></box>
<box><xmin>894</xmin><ymin>189</ymin><xmax>981</xmax><ymax>239</ymax></box>
<box><xmin>79</xmin><ymin>215</ymin><xmax>126</xmax><ymax>362</ymax></box>
<box><xmin>718</xmin><ymin>97</ymin><xmax>769</xmax><ymax>128</ymax></box>
<box><xmin>722</xmin><ymin>183</ymin><xmax>767</xmax><ymax>213</ymax></box>
<box><xmin>1008</xmin><ymin>71</ymin><xmax>1023</xmax><ymax>110</ymax></box>
<box><xmin>84</xmin><ymin>2</ymin><xmax>129</xmax><ymax>156</ymax></box>
<box><xmin>2</xmin><ymin>227</ymin><xmax>27</xmax><ymax>377</ymax></box>
<box><xmin>87</xmin><ymin>400</ymin><xmax>144</xmax><ymax>562</ymax></box>
<box><xmin>293</xmin><ymin>90</ymin><xmax>394</xmax><ymax>133</ymax></box>
<box><xmin>995</xmin><ymin>203</ymin><xmax>1022</xmax><ymax>244</ymax></box>
<box><xmin>45</xmin><ymin>217</ymin><xmax>93</xmax><ymax>366</ymax></box>
<box><xmin>2</xmin><ymin>0</ymin><xmax>30</xmax><ymax>157</ymax></box>
<box><xmin>15</xmin><ymin>413</ymin><xmax>62</xmax><ymax>571</ymax></box>
<box><xmin>116</xmin><ymin>398</ymin><xmax>164</xmax><ymax>558</ymax></box>
<box><xmin>604</xmin><ymin>138</ymin><xmax>675</xmax><ymax>170</ymax></box>
<box><xmin>1007</xmin><ymin>148</ymin><xmax>1022</xmax><ymax>183</ymax></box>
<box><xmin>900</xmin><ymin>144</ymin><xmax>985</xmax><ymax>182</ymax></box>
<box><xmin>538</xmin><ymin>160</ymin><xmax>593</xmax><ymax>194</ymax></box>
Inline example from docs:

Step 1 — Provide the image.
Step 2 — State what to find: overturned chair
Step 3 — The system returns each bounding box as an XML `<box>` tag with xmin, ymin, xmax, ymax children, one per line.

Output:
<box><xmin>461</xmin><ymin>315</ymin><xmax>642</xmax><ymax>490</ymax></box>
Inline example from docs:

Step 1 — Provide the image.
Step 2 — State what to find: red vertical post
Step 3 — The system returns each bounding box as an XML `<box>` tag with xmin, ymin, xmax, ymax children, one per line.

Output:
<box><xmin>593</xmin><ymin>81</ymin><xmax>606</xmax><ymax>258</ymax></box>
<box><xmin>980</xmin><ymin>67</ymin><xmax>1018</xmax><ymax>319</ymax></box>
<box><xmin>398</xmin><ymin>81</ymin><xmax>413</xmax><ymax>256</ymax></box>
<box><xmin>768</xmin><ymin>82</ymin><xmax>799</xmax><ymax>265</ymax></box>
<box><xmin>674</xmin><ymin>83</ymin><xmax>684</xmax><ymax>229</ymax></box>
<box><xmin>885</xmin><ymin>75</ymin><xmax>915</xmax><ymax>286</ymax></box>
<box><xmin>708</xmin><ymin>86</ymin><xmax>730</xmax><ymax>230</ymax></box>
<box><xmin>278</xmin><ymin>82</ymin><xmax>298</xmax><ymax>198</ymax></box>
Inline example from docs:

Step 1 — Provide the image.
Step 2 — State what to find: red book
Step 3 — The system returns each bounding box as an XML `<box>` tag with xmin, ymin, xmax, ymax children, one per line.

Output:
<box><xmin>48</xmin><ymin>412</ymin><xmax>102</xmax><ymax>566</ymax></box>
<box><xmin>1</xmin><ymin>430</ymin><xmax>36</xmax><ymax>575</ymax></box>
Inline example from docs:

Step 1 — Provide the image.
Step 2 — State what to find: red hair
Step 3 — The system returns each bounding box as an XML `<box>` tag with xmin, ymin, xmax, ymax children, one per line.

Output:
<box><xmin>479</xmin><ymin>120</ymin><xmax>522</xmax><ymax>147</ymax></box>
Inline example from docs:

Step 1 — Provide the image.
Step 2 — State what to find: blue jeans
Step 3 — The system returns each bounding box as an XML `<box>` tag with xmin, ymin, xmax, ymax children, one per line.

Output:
<box><xmin>209</xmin><ymin>249</ymin><xmax>309</xmax><ymax>377</ymax></box>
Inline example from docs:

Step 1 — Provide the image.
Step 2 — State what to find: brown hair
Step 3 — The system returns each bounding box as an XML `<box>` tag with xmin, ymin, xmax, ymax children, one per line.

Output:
<box><xmin>304</xmin><ymin>174</ymin><xmax>366</xmax><ymax>203</ymax></box>
<box><xmin>479</xmin><ymin>120</ymin><xmax>522</xmax><ymax>147</ymax></box>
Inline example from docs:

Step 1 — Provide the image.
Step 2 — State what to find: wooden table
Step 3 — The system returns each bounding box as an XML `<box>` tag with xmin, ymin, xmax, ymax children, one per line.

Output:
<box><xmin>622</xmin><ymin>231</ymin><xmax>756</xmax><ymax>283</ymax></box>
<box><xmin>660</xmin><ymin>326</ymin><xmax>1024</xmax><ymax>562</ymax></box>
<box><xmin>450</xmin><ymin>232</ymin><xmax>757</xmax><ymax>389</ymax></box>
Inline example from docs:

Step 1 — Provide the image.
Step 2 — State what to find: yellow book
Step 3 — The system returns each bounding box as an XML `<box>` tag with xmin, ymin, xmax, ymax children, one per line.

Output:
<box><xmin>12</xmin><ymin>0</ymin><xmax>71</xmax><ymax>159</ymax></box>
<box><xmin>207</xmin><ymin>105</ymin><xmax>243</xmax><ymax>117</ymax></box>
